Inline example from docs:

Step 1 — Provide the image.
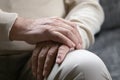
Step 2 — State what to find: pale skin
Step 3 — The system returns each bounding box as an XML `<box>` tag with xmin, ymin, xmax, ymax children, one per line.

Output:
<box><xmin>32</xmin><ymin>41</ymin><xmax>70</xmax><ymax>80</ymax></box>
<box><xmin>10</xmin><ymin>17</ymin><xmax>82</xmax><ymax>80</ymax></box>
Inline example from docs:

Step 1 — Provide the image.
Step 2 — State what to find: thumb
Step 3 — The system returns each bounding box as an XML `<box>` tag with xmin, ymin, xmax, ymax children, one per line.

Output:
<box><xmin>56</xmin><ymin>45</ymin><xmax>70</xmax><ymax>64</ymax></box>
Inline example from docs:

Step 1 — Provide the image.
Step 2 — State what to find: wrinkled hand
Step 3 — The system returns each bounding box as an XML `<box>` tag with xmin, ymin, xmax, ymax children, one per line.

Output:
<box><xmin>10</xmin><ymin>17</ymin><xmax>82</xmax><ymax>48</ymax></box>
<box><xmin>32</xmin><ymin>41</ymin><xmax>71</xmax><ymax>80</ymax></box>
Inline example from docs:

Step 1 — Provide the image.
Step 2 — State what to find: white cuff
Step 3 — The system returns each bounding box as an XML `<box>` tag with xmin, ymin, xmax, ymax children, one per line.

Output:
<box><xmin>0</xmin><ymin>11</ymin><xmax>18</xmax><ymax>41</ymax></box>
<box><xmin>76</xmin><ymin>23</ymin><xmax>95</xmax><ymax>49</ymax></box>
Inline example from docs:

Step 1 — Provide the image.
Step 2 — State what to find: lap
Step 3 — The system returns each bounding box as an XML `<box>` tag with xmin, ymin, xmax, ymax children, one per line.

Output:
<box><xmin>0</xmin><ymin>51</ymin><xmax>32</xmax><ymax>80</ymax></box>
<box><xmin>0</xmin><ymin>50</ymin><xmax>111</xmax><ymax>80</ymax></box>
<box><xmin>18</xmin><ymin>50</ymin><xmax>112</xmax><ymax>80</ymax></box>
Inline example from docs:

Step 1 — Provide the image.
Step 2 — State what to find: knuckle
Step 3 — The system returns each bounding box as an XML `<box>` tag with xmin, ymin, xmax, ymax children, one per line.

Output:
<box><xmin>70</xmin><ymin>28</ymin><xmax>74</xmax><ymax>33</ymax></box>
<box><xmin>52</xmin><ymin>18</ymin><xmax>58</xmax><ymax>22</ymax></box>
<box><xmin>65</xmin><ymin>30</ymin><xmax>71</xmax><ymax>36</ymax></box>
<box><xmin>39</xmin><ymin>54</ymin><xmax>44</xmax><ymax>59</ymax></box>
<box><xmin>48</xmin><ymin>52</ymin><xmax>54</xmax><ymax>58</ymax></box>
<box><xmin>38</xmin><ymin>54</ymin><xmax>45</xmax><ymax>61</ymax></box>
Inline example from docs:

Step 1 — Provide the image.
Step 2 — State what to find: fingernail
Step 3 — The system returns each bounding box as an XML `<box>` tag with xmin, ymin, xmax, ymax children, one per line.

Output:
<box><xmin>56</xmin><ymin>56</ymin><xmax>61</xmax><ymax>64</ymax></box>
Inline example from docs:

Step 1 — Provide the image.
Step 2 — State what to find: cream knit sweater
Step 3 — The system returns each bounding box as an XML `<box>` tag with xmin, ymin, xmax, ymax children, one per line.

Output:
<box><xmin>0</xmin><ymin>0</ymin><xmax>104</xmax><ymax>51</ymax></box>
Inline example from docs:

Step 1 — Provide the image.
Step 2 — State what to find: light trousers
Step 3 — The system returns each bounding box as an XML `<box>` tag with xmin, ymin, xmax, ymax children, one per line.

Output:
<box><xmin>0</xmin><ymin>50</ymin><xmax>112</xmax><ymax>80</ymax></box>
<box><xmin>47</xmin><ymin>50</ymin><xmax>112</xmax><ymax>80</ymax></box>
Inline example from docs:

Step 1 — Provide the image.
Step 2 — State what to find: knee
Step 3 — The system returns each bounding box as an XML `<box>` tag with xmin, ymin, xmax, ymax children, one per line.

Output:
<box><xmin>50</xmin><ymin>50</ymin><xmax>112</xmax><ymax>80</ymax></box>
<box><xmin>63</xmin><ymin>50</ymin><xmax>104</xmax><ymax>66</ymax></box>
<box><xmin>61</xmin><ymin>50</ymin><xmax>108</xmax><ymax>73</ymax></box>
<box><xmin>61</xmin><ymin>50</ymin><xmax>111</xmax><ymax>80</ymax></box>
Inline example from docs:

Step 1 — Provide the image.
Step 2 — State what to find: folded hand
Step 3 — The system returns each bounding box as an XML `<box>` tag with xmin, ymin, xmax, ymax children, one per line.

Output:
<box><xmin>32</xmin><ymin>41</ymin><xmax>71</xmax><ymax>80</ymax></box>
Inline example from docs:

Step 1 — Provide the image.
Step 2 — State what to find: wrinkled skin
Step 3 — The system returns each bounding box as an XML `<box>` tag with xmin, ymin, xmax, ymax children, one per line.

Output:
<box><xmin>10</xmin><ymin>17</ymin><xmax>82</xmax><ymax>80</ymax></box>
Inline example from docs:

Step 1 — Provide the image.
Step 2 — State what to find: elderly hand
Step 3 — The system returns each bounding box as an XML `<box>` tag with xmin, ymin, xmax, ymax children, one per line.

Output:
<box><xmin>32</xmin><ymin>41</ymin><xmax>71</xmax><ymax>80</ymax></box>
<box><xmin>9</xmin><ymin>17</ymin><xmax>82</xmax><ymax>49</ymax></box>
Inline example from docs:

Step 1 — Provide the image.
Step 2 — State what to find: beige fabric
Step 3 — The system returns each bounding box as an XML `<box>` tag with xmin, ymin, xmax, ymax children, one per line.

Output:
<box><xmin>0</xmin><ymin>0</ymin><xmax>104</xmax><ymax>51</ymax></box>
<box><xmin>47</xmin><ymin>50</ymin><xmax>112</xmax><ymax>80</ymax></box>
<box><xmin>17</xmin><ymin>50</ymin><xmax>112</xmax><ymax>80</ymax></box>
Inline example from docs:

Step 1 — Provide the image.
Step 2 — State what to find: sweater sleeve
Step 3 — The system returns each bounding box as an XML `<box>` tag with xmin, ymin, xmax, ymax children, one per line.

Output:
<box><xmin>0</xmin><ymin>9</ymin><xmax>18</xmax><ymax>41</ymax></box>
<box><xmin>64</xmin><ymin>0</ymin><xmax>104</xmax><ymax>49</ymax></box>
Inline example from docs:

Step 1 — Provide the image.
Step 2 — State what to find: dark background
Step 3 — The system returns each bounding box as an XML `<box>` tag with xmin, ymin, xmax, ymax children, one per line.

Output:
<box><xmin>88</xmin><ymin>0</ymin><xmax>120</xmax><ymax>80</ymax></box>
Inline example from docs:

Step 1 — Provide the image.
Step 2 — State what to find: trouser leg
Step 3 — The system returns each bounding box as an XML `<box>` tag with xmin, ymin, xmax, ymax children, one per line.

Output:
<box><xmin>0</xmin><ymin>51</ymin><xmax>31</xmax><ymax>80</ymax></box>
<box><xmin>19</xmin><ymin>50</ymin><xmax>112</xmax><ymax>80</ymax></box>
<box><xmin>47</xmin><ymin>50</ymin><xmax>112</xmax><ymax>80</ymax></box>
<box><xmin>17</xmin><ymin>53</ymin><xmax>35</xmax><ymax>80</ymax></box>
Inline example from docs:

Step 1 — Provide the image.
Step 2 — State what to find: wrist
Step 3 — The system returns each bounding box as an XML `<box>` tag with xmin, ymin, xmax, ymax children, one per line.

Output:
<box><xmin>9</xmin><ymin>17</ymin><xmax>34</xmax><ymax>41</ymax></box>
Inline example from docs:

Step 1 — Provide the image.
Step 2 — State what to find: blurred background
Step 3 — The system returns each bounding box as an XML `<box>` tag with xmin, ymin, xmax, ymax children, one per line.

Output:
<box><xmin>88</xmin><ymin>0</ymin><xmax>120</xmax><ymax>80</ymax></box>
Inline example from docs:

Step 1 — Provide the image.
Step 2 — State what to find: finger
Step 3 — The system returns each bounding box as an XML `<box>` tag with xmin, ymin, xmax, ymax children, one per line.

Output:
<box><xmin>56</xmin><ymin>45</ymin><xmax>70</xmax><ymax>64</ymax></box>
<box><xmin>52</xmin><ymin>17</ymin><xmax>75</xmax><ymax>29</ymax></box>
<box><xmin>32</xmin><ymin>46</ymin><xmax>42</xmax><ymax>78</ymax></box>
<box><xmin>54</xmin><ymin>18</ymin><xmax>82</xmax><ymax>49</ymax></box>
<box><xmin>64</xmin><ymin>21</ymin><xmax>82</xmax><ymax>49</ymax></box>
<box><xmin>43</xmin><ymin>44</ymin><xmax>59</xmax><ymax>77</ymax></box>
<box><xmin>52</xmin><ymin>27</ymin><xmax>80</xmax><ymax>48</ymax></box>
<box><xmin>50</xmin><ymin>18</ymin><xmax>82</xmax><ymax>49</ymax></box>
<box><xmin>49</xmin><ymin>31</ymin><xmax>75</xmax><ymax>48</ymax></box>
<box><xmin>75</xmin><ymin>25</ymin><xmax>83</xmax><ymax>49</ymax></box>
<box><xmin>37</xmin><ymin>45</ymin><xmax>50</xmax><ymax>80</ymax></box>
